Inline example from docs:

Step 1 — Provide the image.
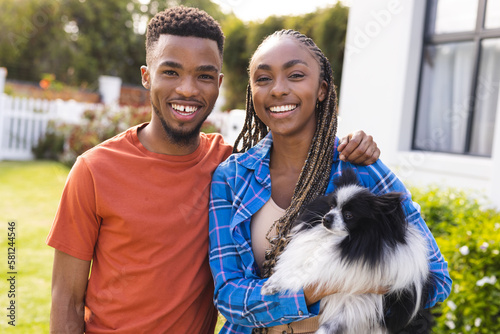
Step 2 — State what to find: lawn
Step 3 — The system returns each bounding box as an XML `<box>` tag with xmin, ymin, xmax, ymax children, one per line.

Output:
<box><xmin>0</xmin><ymin>161</ymin><xmax>69</xmax><ymax>333</ymax></box>
<box><xmin>0</xmin><ymin>160</ymin><xmax>226</xmax><ymax>333</ymax></box>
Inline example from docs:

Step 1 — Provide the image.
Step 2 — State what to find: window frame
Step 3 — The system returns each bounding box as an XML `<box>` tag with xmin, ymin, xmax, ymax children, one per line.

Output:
<box><xmin>412</xmin><ymin>0</ymin><xmax>500</xmax><ymax>156</ymax></box>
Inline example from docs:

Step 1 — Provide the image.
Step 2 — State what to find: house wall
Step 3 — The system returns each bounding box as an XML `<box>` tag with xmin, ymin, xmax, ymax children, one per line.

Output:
<box><xmin>339</xmin><ymin>0</ymin><xmax>500</xmax><ymax>208</ymax></box>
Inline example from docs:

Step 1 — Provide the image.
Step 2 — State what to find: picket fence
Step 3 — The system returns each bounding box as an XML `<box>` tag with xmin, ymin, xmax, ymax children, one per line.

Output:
<box><xmin>0</xmin><ymin>94</ymin><xmax>99</xmax><ymax>161</ymax></box>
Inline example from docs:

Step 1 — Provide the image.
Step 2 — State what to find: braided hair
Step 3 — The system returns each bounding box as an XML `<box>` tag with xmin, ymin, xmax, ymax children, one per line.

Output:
<box><xmin>239</xmin><ymin>29</ymin><xmax>338</xmax><ymax>334</ymax></box>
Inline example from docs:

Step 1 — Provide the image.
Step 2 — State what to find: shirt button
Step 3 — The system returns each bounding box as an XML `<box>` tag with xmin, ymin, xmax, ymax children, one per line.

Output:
<box><xmin>298</xmin><ymin>310</ymin><xmax>303</xmax><ymax>316</ymax></box>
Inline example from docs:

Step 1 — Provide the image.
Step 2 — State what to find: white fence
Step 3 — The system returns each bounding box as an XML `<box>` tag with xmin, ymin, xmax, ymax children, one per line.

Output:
<box><xmin>0</xmin><ymin>94</ymin><xmax>98</xmax><ymax>161</ymax></box>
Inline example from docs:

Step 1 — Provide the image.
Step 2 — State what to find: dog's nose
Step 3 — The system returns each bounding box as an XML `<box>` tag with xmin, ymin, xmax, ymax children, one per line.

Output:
<box><xmin>322</xmin><ymin>213</ymin><xmax>334</xmax><ymax>229</ymax></box>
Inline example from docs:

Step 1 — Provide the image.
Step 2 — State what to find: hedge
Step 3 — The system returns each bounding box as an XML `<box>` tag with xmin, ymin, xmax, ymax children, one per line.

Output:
<box><xmin>411</xmin><ymin>186</ymin><xmax>500</xmax><ymax>333</ymax></box>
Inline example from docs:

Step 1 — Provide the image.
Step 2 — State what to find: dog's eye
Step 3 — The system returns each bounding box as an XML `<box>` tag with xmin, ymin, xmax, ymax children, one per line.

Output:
<box><xmin>343</xmin><ymin>211</ymin><xmax>353</xmax><ymax>220</ymax></box>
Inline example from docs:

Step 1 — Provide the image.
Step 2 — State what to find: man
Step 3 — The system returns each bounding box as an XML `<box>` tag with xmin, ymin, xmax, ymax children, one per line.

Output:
<box><xmin>47</xmin><ymin>6</ymin><xmax>380</xmax><ymax>333</ymax></box>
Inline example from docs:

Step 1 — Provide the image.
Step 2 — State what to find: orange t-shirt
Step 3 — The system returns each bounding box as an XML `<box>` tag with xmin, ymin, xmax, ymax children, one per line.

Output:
<box><xmin>47</xmin><ymin>124</ymin><xmax>232</xmax><ymax>333</ymax></box>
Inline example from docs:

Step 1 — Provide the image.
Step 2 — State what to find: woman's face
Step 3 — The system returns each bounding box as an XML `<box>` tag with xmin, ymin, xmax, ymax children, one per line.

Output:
<box><xmin>249</xmin><ymin>36</ymin><xmax>327</xmax><ymax>141</ymax></box>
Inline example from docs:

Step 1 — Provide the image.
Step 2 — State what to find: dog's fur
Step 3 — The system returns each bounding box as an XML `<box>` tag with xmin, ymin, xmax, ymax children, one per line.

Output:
<box><xmin>261</xmin><ymin>169</ymin><xmax>430</xmax><ymax>334</ymax></box>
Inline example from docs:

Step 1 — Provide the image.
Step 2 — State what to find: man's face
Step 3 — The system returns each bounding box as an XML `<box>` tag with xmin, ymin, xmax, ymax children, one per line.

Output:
<box><xmin>141</xmin><ymin>34</ymin><xmax>223</xmax><ymax>146</ymax></box>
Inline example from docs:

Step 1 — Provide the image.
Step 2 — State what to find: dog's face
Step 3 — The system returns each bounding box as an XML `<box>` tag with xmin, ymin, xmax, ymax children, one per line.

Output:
<box><xmin>321</xmin><ymin>184</ymin><xmax>378</xmax><ymax>235</ymax></box>
<box><xmin>293</xmin><ymin>169</ymin><xmax>406</xmax><ymax>245</ymax></box>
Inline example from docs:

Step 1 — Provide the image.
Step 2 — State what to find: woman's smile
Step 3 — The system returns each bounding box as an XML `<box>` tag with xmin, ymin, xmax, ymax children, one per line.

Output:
<box><xmin>269</xmin><ymin>104</ymin><xmax>298</xmax><ymax>114</ymax></box>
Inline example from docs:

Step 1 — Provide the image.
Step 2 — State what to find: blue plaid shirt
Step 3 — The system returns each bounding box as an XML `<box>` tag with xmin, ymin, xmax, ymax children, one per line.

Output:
<box><xmin>209</xmin><ymin>133</ymin><xmax>451</xmax><ymax>333</ymax></box>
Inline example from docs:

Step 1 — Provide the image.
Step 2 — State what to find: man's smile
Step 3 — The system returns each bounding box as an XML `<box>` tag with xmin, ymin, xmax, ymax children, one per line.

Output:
<box><xmin>171</xmin><ymin>103</ymin><xmax>201</xmax><ymax>116</ymax></box>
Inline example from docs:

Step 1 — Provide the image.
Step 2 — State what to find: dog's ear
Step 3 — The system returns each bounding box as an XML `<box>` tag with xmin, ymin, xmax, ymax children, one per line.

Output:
<box><xmin>375</xmin><ymin>192</ymin><xmax>407</xmax><ymax>240</ymax></box>
<box><xmin>375</xmin><ymin>192</ymin><xmax>404</xmax><ymax>214</ymax></box>
<box><xmin>334</xmin><ymin>168</ymin><xmax>360</xmax><ymax>188</ymax></box>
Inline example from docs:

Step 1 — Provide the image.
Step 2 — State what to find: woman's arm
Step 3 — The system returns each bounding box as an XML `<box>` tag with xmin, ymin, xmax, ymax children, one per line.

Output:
<box><xmin>208</xmin><ymin>165</ymin><xmax>320</xmax><ymax>327</ymax></box>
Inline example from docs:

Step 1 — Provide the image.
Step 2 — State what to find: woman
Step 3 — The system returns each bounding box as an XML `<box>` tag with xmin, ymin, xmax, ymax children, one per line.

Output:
<box><xmin>209</xmin><ymin>29</ymin><xmax>451</xmax><ymax>334</ymax></box>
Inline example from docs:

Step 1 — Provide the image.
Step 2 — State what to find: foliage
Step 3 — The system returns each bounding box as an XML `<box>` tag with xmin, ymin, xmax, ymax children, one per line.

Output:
<box><xmin>219</xmin><ymin>15</ymin><xmax>249</xmax><ymax>110</ymax></box>
<box><xmin>32</xmin><ymin>121</ymin><xmax>66</xmax><ymax>160</ymax></box>
<box><xmin>39</xmin><ymin>73</ymin><xmax>65</xmax><ymax>91</ymax></box>
<box><xmin>311</xmin><ymin>3</ymin><xmax>349</xmax><ymax>93</ymax></box>
<box><xmin>410</xmin><ymin>186</ymin><xmax>500</xmax><ymax>333</ymax></box>
<box><xmin>0</xmin><ymin>0</ymin><xmax>67</xmax><ymax>83</ymax></box>
<box><xmin>0</xmin><ymin>0</ymin><xmax>145</xmax><ymax>87</ymax></box>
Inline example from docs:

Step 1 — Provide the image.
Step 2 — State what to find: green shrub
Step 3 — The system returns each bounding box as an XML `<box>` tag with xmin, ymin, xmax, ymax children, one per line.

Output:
<box><xmin>411</xmin><ymin>186</ymin><xmax>500</xmax><ymax>333</ymax></box>
<box><xmin>32</xmin><ymin>120</ymin><xmax>65</xmax><ymax>160</ymax></box>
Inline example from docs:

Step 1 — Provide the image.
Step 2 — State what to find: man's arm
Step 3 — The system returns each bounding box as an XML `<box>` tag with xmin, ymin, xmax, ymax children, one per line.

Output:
<box><xmin>338</xmin><ymin>130</ymin><xmax>380</xmax><ymax>165</ymax></box>
<box><xmin>50</xmin><ymin>249</ymin><xmax>91</xmax><ymax>334</ymax></box>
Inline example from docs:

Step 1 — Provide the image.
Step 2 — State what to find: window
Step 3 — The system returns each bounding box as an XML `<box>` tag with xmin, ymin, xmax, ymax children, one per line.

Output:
<box><xmin>413</xmin><ymin>0</ymin><xmax>500</xmax><ymax>156</ymax></box>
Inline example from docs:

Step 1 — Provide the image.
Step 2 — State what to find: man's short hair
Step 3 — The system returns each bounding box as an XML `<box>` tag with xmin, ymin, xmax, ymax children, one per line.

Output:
<box><xmin>146</xmin><ymin>6</ymin><xmax>225</xmax><ymax>64</ymax></box>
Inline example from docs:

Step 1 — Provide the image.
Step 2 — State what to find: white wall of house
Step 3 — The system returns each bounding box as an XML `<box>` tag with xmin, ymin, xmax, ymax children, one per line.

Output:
<box><xmin>339</xmin><ymin>0</ymin><xmax>500</xmax><ymax>208</ymax></box>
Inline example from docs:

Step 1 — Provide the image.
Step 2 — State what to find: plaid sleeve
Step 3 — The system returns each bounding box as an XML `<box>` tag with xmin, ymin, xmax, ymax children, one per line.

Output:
<box><xmin>355</xmin><ymin>160</ymin><xmax>452</xmax><ymax>308</ymax></box>
<box><xmin>208</xmin><ymin>162</ymin><xmax>319</xmax><ymax>329</ymax></box>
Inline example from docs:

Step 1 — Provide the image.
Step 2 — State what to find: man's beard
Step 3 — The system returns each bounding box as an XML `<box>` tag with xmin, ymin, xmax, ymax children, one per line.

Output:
<box><xmin>151</xmin><ymin>100</ymin><xmax>209</xmax><ymax>147</ymax></box>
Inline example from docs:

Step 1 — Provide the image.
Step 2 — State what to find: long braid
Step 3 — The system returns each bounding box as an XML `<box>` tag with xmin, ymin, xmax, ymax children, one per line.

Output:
<box><xmin>233</xmin><ymin>85</ymin><xmax>268</xmax><ymax>153</ymax></box>
<box><xmin>237</xmin><ymin>29</ymin><xmax>338</xmax><ymax>334</ymax></box>
<box><xmin>260</xmin><ymin>33</ymin><xmax>338</xmax><ymax>279</ymax></box>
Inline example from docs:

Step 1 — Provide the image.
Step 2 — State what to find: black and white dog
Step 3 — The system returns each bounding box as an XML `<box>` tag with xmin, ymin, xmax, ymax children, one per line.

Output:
<box><xmin>261</xmin><ymin>168</ymin><xmax>430</xmax><ymax>334</ymax></box>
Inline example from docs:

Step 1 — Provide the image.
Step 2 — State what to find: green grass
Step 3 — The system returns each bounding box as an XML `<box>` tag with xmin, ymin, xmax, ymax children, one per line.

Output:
<box><xmin>0</xmin><ymin>161</ymin><xmax>70</xmax><ymax>333</ymax></box>
<box><xmin>0</xmin><ymin>160</ymin><xmax>227</xmax><ymax>333</ymax></box>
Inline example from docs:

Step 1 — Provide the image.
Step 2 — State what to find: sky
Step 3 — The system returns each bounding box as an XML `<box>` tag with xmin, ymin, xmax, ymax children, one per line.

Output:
<box><xmin>212</xmin><ymin>0</ymin><xmax>350</xmax><ymax>22</ymax></box>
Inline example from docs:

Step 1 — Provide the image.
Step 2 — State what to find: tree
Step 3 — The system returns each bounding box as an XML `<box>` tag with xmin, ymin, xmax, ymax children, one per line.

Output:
<box><xmin>0</xmin><ymin>0</ymin><xmax>146</xmax><ymax>87</ymax></box>
<box><xmin>220</xmin><ymin>15</ymin><xmax>249</xmax><ymax>110</ymax></box>
<box><xmin>246</xmin><ymin>16</ymin><xmax>286</xmax><ymax>56</ymax></box>
<box><xmin>312</xmin><ymin>3</ymin><xmax>349</xmax><ymax>93</ymax></box>
<box><xmin>60</xmin><ymin>0</ymin><xmax>146</xmax><ymax>86</ymax></box>
<box><xmin>0</xmin><ymin>0</ymin><xmax>69</xmax><ymax>83</ymax></box>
